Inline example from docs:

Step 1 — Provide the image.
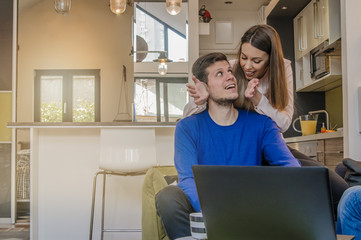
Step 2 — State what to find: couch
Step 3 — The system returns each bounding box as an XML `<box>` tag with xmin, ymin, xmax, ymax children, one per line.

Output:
<box><xmin>141</xmin><ymin>155</ymin><xmax>351</xmax><ymax>239</ymax></box>
<box><xmin>142</xmin><ymin>165</ymin><xmax>178</xmax><ymax>240</ymax></box>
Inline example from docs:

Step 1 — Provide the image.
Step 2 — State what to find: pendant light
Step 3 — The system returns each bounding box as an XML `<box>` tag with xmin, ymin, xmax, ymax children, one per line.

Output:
<box><xmin>54</xmin><ymin>0</ymin><xmax>71</xmax><ymax>15</ymax></box>
<box><xmin>157</xmin><ymin>52</ymin><xmax>169</xmax><ymax>75</ymax></box>
<box><xmin>110</xmin><ymin>0</ymin><xmax>127</xmax><ymax>15</ymax></box>
<box><xmin>166</xmin><ymin>0</ymin><xmax>182</xmax><ymax>15</ymax></box>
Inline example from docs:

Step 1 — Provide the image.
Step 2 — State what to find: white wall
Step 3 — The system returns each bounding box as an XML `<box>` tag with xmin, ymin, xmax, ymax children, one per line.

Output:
<box><xmin>199</xmin><ymin>9</ymin><xmax>259</xmax><ymax>60</ymax></box>
<box><xmin>341</xmin><ymin>0</ymin><xmax>361</xmax><ymax>159</ymax></box>
<box><xmin>17</xmin><ymin>0</ymin><xmax>134</xmax><ymax>122</ymax></box>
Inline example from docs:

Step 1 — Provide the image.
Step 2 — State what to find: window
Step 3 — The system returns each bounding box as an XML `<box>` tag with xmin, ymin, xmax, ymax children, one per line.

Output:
<box><xmin>34</xmin><ymin>69</ymin><xmax>100</xmax><ymax>122</ymax></box>
<box><xmin>134</xmin><ymin>3</ymin><xmax>188</xmax><ymax>62</ymax></box>
<box><xmin>134</xmin><ymin>77</ymin><xmax>188</xmax><ymax>122</ymax></box>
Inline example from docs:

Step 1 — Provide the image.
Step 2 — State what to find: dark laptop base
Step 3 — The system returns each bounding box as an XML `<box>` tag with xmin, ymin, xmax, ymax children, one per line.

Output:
<box><xmin>193</xmin><ymin>166</ymin><xmax>338</xmax><ymax>240</ymax></box>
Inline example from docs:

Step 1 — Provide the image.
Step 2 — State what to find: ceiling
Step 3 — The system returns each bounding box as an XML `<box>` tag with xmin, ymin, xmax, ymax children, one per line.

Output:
<box><xmin>268</xmin><ymin>0</ymin><xmax>311</xmax><ymax>18</ymax></box>
<box><xmin>201</xmin><ymin>0</ymin><xmax>311</xmax><ymax>18</ymax></box>
<box><xmin>200</xmin><ymin>0</ymin><xmax>271</xmax><ymax>12</ymax></box>
<box><xmin>19</xmin><ymin>0</ymin><xmax>311</xmax><ymax>18</ymax></box>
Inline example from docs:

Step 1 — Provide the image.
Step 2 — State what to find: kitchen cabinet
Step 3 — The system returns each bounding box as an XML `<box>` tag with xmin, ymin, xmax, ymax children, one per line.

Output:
<box><xmin>286</xmin><ymin>132</ymin><xmax>343</xmax><ymax>170</ymax></box>
<box><xmin>293</xmin><ymin>0</ymin><xmax>341</xmax><ymax>92</ymax></box>
<box><xmin>294</xmin><ymin>53</ymin><xmax>342</xmax><ymax>92</ymax></box>
<box><xmin>294</xmin><ymin>0</ymin><xmax>328</xmax><ymax>61</ymax></box>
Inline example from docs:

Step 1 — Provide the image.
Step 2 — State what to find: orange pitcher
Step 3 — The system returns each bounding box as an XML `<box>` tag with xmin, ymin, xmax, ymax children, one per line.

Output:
<box><xmin>292</xmin><ymin>114</ymin><xmax>319</xmax><ymax>136</ymax></box>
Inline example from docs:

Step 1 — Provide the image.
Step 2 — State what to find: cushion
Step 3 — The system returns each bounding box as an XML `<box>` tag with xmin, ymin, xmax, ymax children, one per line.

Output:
<box><xmin>343</xmin><ymin>158</ymin><xmax>361</xmax><ymax>187</ymax></box>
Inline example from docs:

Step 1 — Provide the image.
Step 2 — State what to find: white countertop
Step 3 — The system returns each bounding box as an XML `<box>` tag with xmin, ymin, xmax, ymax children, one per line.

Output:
<box><xmin>7</xmin><ymin>122</ymin><xmax>177</xmax><ymax>128</ymax></box>
<box><xmin>284</xmin><ymin>130</ymin><xmax>343</xmax><ymax>143</ymax></box>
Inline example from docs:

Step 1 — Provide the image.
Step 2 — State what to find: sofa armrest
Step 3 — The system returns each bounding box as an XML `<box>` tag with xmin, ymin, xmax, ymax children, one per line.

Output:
<box><xmin>142</xmin><ymin>166</ymin><xmax>178</xmax><ymax>240</ymax></box>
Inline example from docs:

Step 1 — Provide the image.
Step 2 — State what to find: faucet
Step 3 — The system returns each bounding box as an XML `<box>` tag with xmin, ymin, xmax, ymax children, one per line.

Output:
<box><xmin>308</xmin><ymin>110</ymin><xmax>330</xmax><ymax>130</ymax></box>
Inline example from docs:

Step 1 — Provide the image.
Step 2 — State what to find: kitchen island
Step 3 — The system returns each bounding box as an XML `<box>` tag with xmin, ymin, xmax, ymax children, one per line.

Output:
<box><xmin>8</xmin><ymin>122</ymin><xmax>176</xmax><ymax>240</ymax></box>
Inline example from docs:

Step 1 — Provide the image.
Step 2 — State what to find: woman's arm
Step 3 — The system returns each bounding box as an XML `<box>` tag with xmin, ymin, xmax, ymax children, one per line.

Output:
<box><xmin>183</xmin><ymin>76</ymin><xmax>209</xmax><ymax>118</ymax></box>
<box><xmin>183</xmin><ymin>100</ymin><xmax>207</xmax><ymax>118</ymax></box>
<box><xmin>253</xmin><ymin>59</ymin><xmax>294</xmax><ymax>132</ymax></box>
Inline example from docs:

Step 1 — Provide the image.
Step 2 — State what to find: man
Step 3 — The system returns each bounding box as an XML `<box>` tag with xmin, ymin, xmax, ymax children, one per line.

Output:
<box><xmin>156</xmin><ymin>52</ymin><xmax>300</xmax><ymax>240</ymax></box>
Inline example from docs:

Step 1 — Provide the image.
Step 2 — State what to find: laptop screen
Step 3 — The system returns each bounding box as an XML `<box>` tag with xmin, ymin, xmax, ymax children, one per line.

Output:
<box><xmin>193</xmin><ymin>165</ymin><xmax>336</xmax><ymax>240</ymax></box>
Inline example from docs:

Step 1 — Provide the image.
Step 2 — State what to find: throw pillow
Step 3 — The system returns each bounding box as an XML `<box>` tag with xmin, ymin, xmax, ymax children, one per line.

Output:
<box><xmin>164</xmin><ymin>175</ymin><xmax>178</xmax><ymax>185</ymax></box>
<box><xmin>343</xmin><ymin>158</ymin><xmax>361</xmax><ymax>186</ymax></box>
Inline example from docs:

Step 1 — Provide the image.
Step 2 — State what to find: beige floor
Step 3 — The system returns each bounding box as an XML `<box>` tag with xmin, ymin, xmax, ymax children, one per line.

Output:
<box><xmin>0</xmin><ymin>224</ymin><xmax>29</xmax><ymax>240</ymax></box>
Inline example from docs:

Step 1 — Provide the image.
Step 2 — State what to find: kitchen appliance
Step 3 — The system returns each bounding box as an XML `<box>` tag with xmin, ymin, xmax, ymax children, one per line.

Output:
<box><xmin>310</xmin><ymin>39</ymin><xmax>342</xmax><ymax>80</ymax></box>
<box><xmin>310</xmin><ymin>41</ymin><xmax>330</xmax><ymax>80</ymax></box>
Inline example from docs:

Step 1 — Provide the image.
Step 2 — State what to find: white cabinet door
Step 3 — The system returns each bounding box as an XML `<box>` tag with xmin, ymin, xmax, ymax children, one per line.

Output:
<box><xmin>305</xmin><ymin>0</ymin><xmax>320</xmax><ymax>52</ymax></box>
<box><xmin>316</xmin><ymin>0</ymin><xmax>330</xmax><ymax>43</ymax></box>
<box><xmin>294</xmin><ymin>0</ymin><xmax>331</xmax><ymax>60</ymax></box>
<box><xmin>294</xmin><ymin>13</ymin><xmax>307</xmax><ymax>60</ymax></box>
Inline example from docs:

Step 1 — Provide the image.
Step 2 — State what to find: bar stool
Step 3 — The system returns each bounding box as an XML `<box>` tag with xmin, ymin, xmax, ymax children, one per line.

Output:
<box><xmin>89</xmin><ymin>128</ymin><xmax>157</xmax><ymax>240</ymax></box>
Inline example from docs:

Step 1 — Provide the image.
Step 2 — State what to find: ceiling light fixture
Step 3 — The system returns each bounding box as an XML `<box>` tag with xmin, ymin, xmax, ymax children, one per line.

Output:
<box><xmin>156</xmin><ymin>52</ymin><xmax>169</xmax><ymax>75</ymax></box>
<box><xmin>110</xmin><ymin>0</ymin><xmax>133</xmax><ymax>15</ymax></box>
<box><xmin>166</xmin><ymin>0</ymin><xmax>182</xmax><ymax>15</ymax></box>
<box><xmin>281</xmin><ymin>6</ymin><xmax>288</xmax><ymax>10</ymax></box>
<box><xmin>131</xmin><ymin>49</ymin><xmax>171</xmax><ymax>75</ymax></box>
<box><xmin>54</xmin><ymin>0</ymin><xmax>71</xmax><ymax>15</ymax></box>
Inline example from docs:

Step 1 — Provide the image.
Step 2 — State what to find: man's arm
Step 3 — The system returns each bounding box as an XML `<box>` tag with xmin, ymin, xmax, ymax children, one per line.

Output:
<box><xmin>261</xmin><ymin>118</ymin><xmax>301</xmax><ymax>166</ymax></box>
<box><xmin>174</xmin><ymin>120</ymin><xmax>202</xmax><ymax>212</ymax></box>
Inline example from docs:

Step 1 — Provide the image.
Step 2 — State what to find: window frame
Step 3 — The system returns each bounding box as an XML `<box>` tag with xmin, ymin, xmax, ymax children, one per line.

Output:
<box><xmin>34</xmin><ymin>69</ymin><xmax>100</xmax><ymax>122</ymax></box>
<box><xmin>134</xmin><ymin>77</ymin><xmax>188</xmax><ymax>122</ymax></box>
<box><xmin>134</xmin><ymin>4</ymin><xmax>187</xmax><ymax>62</ymax></box>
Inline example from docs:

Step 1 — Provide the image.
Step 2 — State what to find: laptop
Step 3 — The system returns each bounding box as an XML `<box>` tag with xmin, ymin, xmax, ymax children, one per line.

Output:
<box><xmin>192</xmin><ymin>165</ymin><xmax>354</xmax><ymax>240</ymax></box>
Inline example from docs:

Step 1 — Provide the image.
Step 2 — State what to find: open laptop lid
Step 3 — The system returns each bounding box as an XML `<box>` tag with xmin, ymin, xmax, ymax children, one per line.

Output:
<box><xmin>192</xmin><ymin>165</ymin><xmax>336</xmax><ymax>240</ymax></box>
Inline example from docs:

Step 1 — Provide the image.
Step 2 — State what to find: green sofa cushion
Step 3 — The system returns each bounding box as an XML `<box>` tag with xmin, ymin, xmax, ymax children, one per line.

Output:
<box><xmin>142</xmin><ymin>165</ymin><xmax>178</xmax><ymax>240</ymax></box>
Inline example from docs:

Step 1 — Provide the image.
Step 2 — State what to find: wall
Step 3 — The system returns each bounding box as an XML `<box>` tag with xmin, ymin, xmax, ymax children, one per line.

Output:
<box><xmin>0</xmin><ymin>0</ymin><xmax>13</xmax><ymax>91</ymax></box>
<box><xmin>0</xmin><ymin>0</ymin><xmax>12</xmax><ymax>222</ymax></box>
<box><xmin>0</xmin><ymin>93</ymin><xmax>12</xmax><ymax>141</ymax></box>
<box><xmin>326</xmin><ymin>86</ymin><xmax>343</xmax><ymax>129</ymax></box>
<box><xmin>17</xmin><ymin>0</ymin><xmax>133</xmax><ymax>122</ymax></box>
<box><xmin>341</xmin><ymin>0</ymin><xmax>361</xmax><ymax>158</ymax></box>
<box><xmin>198</xmin><ymin>8</ymin><xmax>259</xmax><ymax>60</ymax></box>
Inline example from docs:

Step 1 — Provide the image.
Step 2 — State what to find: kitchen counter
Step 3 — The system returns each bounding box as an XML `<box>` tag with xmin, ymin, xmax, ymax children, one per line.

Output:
<box><xmin>284</xmin><ymin>130</ymin><xmax>343</xmax><ymax>143</ymax></box>
<box><xmin>7</xmin><ymin>121</ymin><xmax>177</xmax><ymax>128</ymax></box>
<box><xmin>7</xmin><ymin>124</ymin><xmax>176</xmax><ymax>240</ymax></box>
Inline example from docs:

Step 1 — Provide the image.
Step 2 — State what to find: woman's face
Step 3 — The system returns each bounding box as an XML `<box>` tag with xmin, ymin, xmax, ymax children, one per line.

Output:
<box><xmin>240</xmin><ymin>42</ymin><xmax>270</xmax><ymax>80</ymax></box>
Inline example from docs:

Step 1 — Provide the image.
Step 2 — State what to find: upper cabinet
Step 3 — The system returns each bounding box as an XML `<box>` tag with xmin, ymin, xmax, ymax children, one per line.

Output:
<box><xmin>294</xmin><ymin>0</ymin><xmax>331</xmax><ymax>61</ymax></box>
<box><xmin>293</xmin><ymin>0</ymin><xmax>341</xmax><ymax>92</ymax></box>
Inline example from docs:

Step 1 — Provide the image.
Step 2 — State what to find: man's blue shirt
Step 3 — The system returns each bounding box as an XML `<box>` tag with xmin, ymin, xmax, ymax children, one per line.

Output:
<box><xmin>174</xmin><ymin>109</ymin><xmax>300</xmax><ymax>212</ymax></box>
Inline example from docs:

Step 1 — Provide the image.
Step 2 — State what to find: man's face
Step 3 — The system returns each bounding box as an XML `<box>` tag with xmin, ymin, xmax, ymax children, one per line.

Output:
<box><xmin>206</xmin><ymin>60</ymin><xmax>238</xmax><ymax>106</ymax></box>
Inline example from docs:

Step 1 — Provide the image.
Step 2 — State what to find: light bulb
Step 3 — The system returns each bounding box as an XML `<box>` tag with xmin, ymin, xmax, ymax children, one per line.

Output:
<box><xmin>158</xmin><ymin>62</ymin><xmax>168</xmax><ymax>75</ymax></box>
<box><xmin>166</xmin><ymin>0</ymin><xmax>182</xmax><ymax>15</ymax></box>
<box><xmin>54</xmin><ymin>0</ymin><xmax>71</xmax><ymax>15</ymax></box>
<box><xmin>110</xmin><ymin>0</ymin><xmax>127</xmax><ymax>15</ymax></box>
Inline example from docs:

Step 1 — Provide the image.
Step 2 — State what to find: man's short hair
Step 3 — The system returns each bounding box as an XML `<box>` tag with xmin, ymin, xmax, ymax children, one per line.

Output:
<box><xmin>192</xmin><ymin>52</ymin><xmax>228</xmax><ymax>84</ymax></box>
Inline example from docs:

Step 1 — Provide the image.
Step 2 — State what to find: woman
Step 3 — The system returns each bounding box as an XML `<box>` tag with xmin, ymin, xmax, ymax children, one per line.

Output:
<box><xmin>184</xmin><ymin>24</ymin><xmax>293</xmax><ymax>133</ymax></box>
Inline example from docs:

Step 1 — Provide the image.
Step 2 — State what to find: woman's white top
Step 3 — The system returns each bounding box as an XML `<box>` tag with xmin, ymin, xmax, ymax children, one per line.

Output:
<box><xmin>183</xmin><ymin>59</ymin><xmax>294</xmax><ymax>133</ymax></box>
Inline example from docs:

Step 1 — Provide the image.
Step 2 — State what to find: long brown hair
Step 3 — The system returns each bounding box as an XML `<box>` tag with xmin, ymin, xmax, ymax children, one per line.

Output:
<box><xmin>233</xmin><ymin>24</ymin><xmax>288</xmax><ymax>111</ymax></box>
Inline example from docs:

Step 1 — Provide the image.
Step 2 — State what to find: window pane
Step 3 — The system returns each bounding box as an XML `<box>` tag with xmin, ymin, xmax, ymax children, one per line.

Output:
<box><xmin>40</xmin><ymin>76</ymin><xmax>62</xmax><ymax>122</ymax></box>
<box><xmin>168</xmin><ymin>29</ymin><xmax>187</xmax><ymax>62</ymax></box>
<box><xmin>72</xmin><ymin>76</ymin><xmax>95</xmax><ymax>122</ymax></box>
<box><xmin>167</xmin><ymin>83</ymin><xmax>187</xmax><ymax>122</ymax></box>
<box><xmin>136</xmin><ymin>8</ymin><xmax>164</xmax><ymax>62</ymax></box>
<box><xmin>134</xmin><ymin>79</ymin><xmax>157</xmax><ymax>122</ymax></box>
